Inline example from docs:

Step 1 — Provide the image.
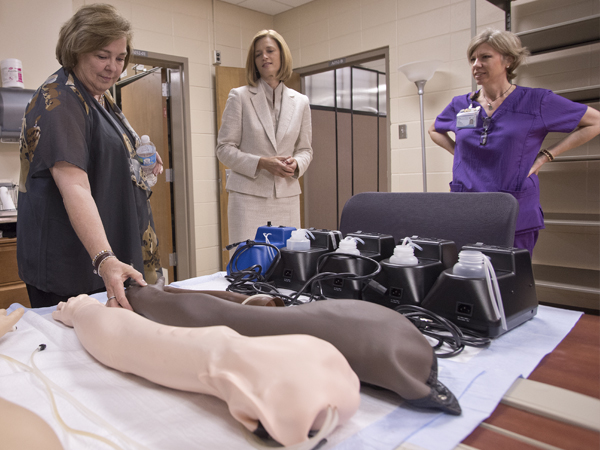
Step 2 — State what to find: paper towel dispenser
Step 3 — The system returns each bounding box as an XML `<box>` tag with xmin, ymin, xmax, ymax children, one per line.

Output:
<box><xmin>0</xmin><ymin>87</ymin><xmax>35</xmax><ymax>143</ymax></box>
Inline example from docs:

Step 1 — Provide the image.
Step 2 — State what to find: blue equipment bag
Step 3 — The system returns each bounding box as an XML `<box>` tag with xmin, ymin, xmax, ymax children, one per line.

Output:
<box><xmin>226</xmin><ymin>224</ymin><xmax>296</xmax><ymax>277</ymax></box>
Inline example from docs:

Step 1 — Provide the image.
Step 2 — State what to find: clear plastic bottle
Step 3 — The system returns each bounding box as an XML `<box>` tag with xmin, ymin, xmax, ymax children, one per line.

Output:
<box><xmin>136</xmin><ymin>135</ymin><xmax>157</xmax><ymax>187</ymax></box>
<box><xmin>335</xmin><ymin>236</ymin><xmax>363</xmax><ymax>255</ymax></box>
<box><xmin>286</xmin><ymin>229</ymin><xmax>314</xmax><ymax>251</ymax></box>
<box><xmin>452</xmin><ymin>250</ymin><xmax>487</xmax><ymax>278</ymax></box>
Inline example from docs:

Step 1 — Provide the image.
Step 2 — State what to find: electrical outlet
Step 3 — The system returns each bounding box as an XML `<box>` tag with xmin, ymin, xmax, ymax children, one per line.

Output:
<box><xmin>214</xmin><ymin>50</ymin><xmax>222</xmax><ymax>65</ymax></box>
<box><xmin>399</xmin><ymin>124</ymin><xmax>407</xmax><ymax>139</ymax></box>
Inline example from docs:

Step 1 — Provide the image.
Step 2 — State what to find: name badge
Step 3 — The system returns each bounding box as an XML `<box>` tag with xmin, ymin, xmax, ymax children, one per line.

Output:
<box><xmin>457</xmin><ymin>106</ymin><xmax>480</xmax><ymax>129</ymax></box>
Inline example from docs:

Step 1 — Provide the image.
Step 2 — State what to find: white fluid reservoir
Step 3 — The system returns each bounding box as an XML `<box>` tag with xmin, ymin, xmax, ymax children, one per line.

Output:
<box><xmin>335</xmin><ymin>237</ymin><xmax>361</xmax><ymax>255</ymax></box>
<box><xmin>286</xmin><ymin>229</ymin><xmax>312</xmax><ymax>251</ymax></box>
<box><xmin>389</xmin><ymin>244</ymin><xmax>418</xmax><ymax>265</ymax></box>
<box><xmin>453</xmin><ymin>250</ymin><xmax>486</xmax><ymax>278</ymax></box>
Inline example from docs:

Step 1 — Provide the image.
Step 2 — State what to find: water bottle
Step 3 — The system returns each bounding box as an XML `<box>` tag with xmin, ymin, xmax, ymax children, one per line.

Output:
<box><xmin>136</xmin><ymin>135</ymin><xmax>157</xmax><ymax>187</ymax></box>
<box><xmin>452</xmin><ymin>250</ymin><xmax>487</xmax><ymax>278</ymax></box>
<box><xmin>286</xmin><ymin>229</ymin><xmax>314</xmax><ymax>251</ymax></box>
<box><xmin>335</xmin><ymin>236</ymin><xmax>362</xmax><ymax>255</ymax></box>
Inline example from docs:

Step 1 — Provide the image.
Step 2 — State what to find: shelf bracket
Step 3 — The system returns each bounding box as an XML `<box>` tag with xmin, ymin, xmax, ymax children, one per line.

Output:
<box><xmin>485</xmin><ymin>0</ymin><xmax>513</xmax><ymax>31</ymax></box>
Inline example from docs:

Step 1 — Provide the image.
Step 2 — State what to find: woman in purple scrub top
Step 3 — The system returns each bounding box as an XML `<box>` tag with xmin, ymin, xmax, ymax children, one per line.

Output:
<box><xmin>429</xmin><ymin>29</ymin><xmax>600</xmax><ymax>254</ymax></box>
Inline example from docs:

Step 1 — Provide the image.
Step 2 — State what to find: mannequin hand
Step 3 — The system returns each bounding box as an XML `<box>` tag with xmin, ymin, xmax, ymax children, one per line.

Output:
<box><xmin>99</xmin><ymin>257</ymin><xmax>146</xmax><ymax>310</ymax></box>
<box><xmin>0</xmin><ymin>308</ymin><xmax>24</xmax><ymax>338</ymax></box>
<box><xmin>52</xmin><ymin>294</ymin><xmax>99</xmax><ymax>327</ymax></box>
<box><xmin>258</xmin><ymin>156</ymin><xmax>296</xmax><ymax>178</ymax></box>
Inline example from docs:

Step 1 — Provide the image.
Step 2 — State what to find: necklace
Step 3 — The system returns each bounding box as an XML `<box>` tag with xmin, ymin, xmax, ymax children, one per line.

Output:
<box><xmin>97</xmin><ymin>93</ymin><xmax>106</xmax><ymax>108</ymax></box>
<box><xmin>481</xmin><ymin>84</ymin><xmax>513</xmax><ymax>110</ymax></box>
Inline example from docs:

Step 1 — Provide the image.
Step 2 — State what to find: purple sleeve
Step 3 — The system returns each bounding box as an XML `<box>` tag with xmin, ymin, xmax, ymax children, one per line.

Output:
<box><xmin>540</xmin><ymin>90</ymin><xmax>587</xmax><ymax>133</ymax></box>
<box><xmin>434</xmin><ymin>99</ymin><xmax>458</xmax><ymax>133</ymax></box>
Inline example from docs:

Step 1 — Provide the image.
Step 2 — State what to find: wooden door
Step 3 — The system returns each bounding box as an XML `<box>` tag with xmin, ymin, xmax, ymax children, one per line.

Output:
<box><xmin>215</xmin><ymin>67</ymin><xmax>302</xmax><ymax>270</ymax></box>
<box><xmin>119</xmin><ymin>70</ymin><xmax>176</xmax><ymax>282</ymax></box>
<box><xmin>215</xmin><ymin>66</ymin><xmax>247</xmax><ymax>270</ymax></box>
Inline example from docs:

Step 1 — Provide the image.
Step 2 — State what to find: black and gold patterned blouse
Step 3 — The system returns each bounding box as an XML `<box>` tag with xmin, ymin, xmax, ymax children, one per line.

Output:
<box><xmin>17</xmin><ymin>68</ymin><xmax>161</xmax><ymax>298</ymax></box>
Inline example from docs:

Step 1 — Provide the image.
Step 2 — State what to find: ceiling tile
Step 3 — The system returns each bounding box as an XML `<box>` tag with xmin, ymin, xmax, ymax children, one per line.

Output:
<box><xmin>220</xmin><ymin>0</ymin><xmax>316</xmax><ymax>15</ymax></box>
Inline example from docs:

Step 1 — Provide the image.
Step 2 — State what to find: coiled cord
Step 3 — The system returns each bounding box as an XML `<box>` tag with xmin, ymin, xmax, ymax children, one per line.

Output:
<box><xmin>226</xmin><ymin>240</ymin><xmax>282</xmax><ymax>296</ymax></box>
<box><xmin>394</xmin><ymin>305</ymin><xmax>491</xmax><ymax>358</ymax></box>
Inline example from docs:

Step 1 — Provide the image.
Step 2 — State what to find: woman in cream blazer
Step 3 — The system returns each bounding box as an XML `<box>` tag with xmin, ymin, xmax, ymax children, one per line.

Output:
<box><xmin>216</xmin><ymin>30</ymin><xmax>313</xmax><ymax>245</ymax></box>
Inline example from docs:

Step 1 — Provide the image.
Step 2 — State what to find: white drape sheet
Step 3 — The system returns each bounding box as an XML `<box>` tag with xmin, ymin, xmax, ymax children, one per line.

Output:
<box><xmin>0</xmin><ymin>273</ymin><xmax>582</xmax><ymax>450</ymax></box>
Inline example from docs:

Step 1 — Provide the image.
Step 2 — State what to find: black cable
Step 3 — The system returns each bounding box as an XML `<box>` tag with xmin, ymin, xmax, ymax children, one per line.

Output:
<box><xmin>394</xmin><ymin>304</ymin><xmax>491</xmax><ymax>358</ymax></box>
<box><xmin>225</xmin><ymin>240</ymin><xmax>282</xmax><ymax>296</ymax></box>
<box><xmin>281</xmin><ymin>253</ymin><xmax>383</xmax><ymax>303</ymax></box>
<box><xmin>227</xmin><ymin>248</ymin><xmax>383</xmax><ymax>305</ymax></box>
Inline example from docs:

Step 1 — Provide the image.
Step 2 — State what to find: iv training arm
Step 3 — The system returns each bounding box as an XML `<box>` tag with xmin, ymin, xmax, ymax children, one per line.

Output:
<box><xmin>52</xmin><ymin>295</ymin><xmax>360</xmax><ymax>447</ymax></box>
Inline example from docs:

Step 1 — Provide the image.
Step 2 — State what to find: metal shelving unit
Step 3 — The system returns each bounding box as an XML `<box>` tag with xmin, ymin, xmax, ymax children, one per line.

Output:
<box><xmin>515</xmin><ymin>15</ymin><xmax>600</xmax><ymax>55</ymax></box>
<box><xmin>486</xmin><ymin>0</ymin><xmax>600</xmax><ymax>312</ymax></box>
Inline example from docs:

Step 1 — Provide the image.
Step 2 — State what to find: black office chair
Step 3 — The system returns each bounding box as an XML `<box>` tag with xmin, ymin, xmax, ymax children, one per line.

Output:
<box><xmin>339</xmin><ymin>192</ymin><xmax>519</xmax><ymax>250</ymax></box>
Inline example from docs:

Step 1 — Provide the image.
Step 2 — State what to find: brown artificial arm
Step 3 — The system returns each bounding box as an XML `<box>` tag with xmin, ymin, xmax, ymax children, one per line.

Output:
<box><xmin>128</xmin><ymin>278</ymin><xmax>461</xmax><ymax>415</ymax></box>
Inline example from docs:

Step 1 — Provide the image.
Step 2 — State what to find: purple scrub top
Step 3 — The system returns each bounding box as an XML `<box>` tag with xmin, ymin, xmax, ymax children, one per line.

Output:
<box><xmin>435</xmin><ymin>85</ymin><xmax>587</xmax><ymax>233</ymax></box>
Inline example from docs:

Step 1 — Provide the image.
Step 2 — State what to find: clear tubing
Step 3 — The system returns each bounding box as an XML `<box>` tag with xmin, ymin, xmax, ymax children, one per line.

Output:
<box><xmin>0</xmin><ymin>346</ymin><xmax>148</xmax><ymax>450</ymax></box>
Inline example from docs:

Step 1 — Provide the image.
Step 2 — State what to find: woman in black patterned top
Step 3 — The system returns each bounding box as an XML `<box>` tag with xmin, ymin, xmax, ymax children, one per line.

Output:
<box><xmin>17</xmin><ymin>4</ymin><xmax>163</xmax><ymax>308</ymax></box>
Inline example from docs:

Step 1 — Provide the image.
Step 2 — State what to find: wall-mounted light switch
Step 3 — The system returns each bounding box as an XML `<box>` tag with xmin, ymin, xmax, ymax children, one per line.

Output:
<box><xmin>399</xmin><ymin>124</ymin><xmax>407</xmax><ymax>139</ymax></box>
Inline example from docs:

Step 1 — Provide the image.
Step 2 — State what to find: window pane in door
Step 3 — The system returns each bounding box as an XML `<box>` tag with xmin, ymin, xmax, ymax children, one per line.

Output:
<box><xmin>336</xmin><ymin>67</ymin><xmax>351</xmax><ymax>110</ymax></box>
<box><xmin>378</xmin><ymin>73</ymin><xmax>387</xmax><ymax>116</ymax></box>
<box><xmin>352</xmin><ymin>67</ymin><xmax>377</xmax><ymax>113</ymax></box>
<box><xmin>305</xmin><ymin>71</ymin><xmax>334</xmax><ymax>107</ymax></box>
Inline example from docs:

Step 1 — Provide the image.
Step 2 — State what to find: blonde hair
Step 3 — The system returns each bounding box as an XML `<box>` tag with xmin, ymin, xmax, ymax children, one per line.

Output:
<box><xmin>56</xmin><ymin>3</ymin><xmax>133</xmax><ymax>71</ymax></box>
<box><xmin>245</xmin><ymin>30</ymin><xmax>293</xmax><ymax>87</ymax></box>
<box><xmin>467</xmin><ymin>29</ymin><xmax>529</xmax><ymax>81</ymax></box>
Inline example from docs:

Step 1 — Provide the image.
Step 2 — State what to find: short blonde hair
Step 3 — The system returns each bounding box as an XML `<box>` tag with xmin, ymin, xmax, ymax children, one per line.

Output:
<box><xmin>56</xmin><ymin>3</ymin><xmax>133</xmax><ymax>71</ymax></box>
<box><xmin>245</xmin><ymin>30</ymin><xmax>293</xmax><ymax>87</ymax></box>
<box><xmin>467</xmin><ymin>29</ymin><xmax>529</xmax><ymax>81</ymax></box>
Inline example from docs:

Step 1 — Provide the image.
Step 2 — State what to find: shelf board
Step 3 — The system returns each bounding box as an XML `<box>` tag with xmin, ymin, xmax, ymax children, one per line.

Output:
<box><xmin>516</xmin><ymin>15</ymin><xmax>600</xmax><ymax>55</ymax></box>
<box><xmin>533</xmin><ymin>264</ymin><xmax>599</xmax><ymax>292</ymax></box>
<box><xmin>554</xmin><ymin>85</ymin><xmax>600</xmax><ymax>104</ymax></box>
<box><xmin>543</xmin><ymin>212</ymin><xmax>600</xmax><ymax>227</ymax></box>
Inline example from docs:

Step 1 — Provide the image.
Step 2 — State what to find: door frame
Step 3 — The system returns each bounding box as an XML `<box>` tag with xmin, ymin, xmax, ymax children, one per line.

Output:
<box><xmin>125</xmin><ymin>50</ymin><xmax>196</xmax><ymax>280</ymax></box>
<box><xmin>294</xmin><ymin>47</ymin><xmax>391</xmax><ymax>195</ymax></box>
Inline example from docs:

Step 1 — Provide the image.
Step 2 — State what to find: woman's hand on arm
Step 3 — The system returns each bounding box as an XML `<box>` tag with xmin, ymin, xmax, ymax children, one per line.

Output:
<box><xmin>428</xmin><ymin>123</ymin><xmax>456</xmax><ymax>155</ymax></box>
<box><xmin>153</xmin><ymin>151</ymin><xmax>164</xmax><ymax>176</ymax></box>
<box><xmin>50</xmin><ymin>161</ymin><xmax>146</xmax><ymax>310</ymax></box>
<box><xmin>257</xmin><ymin>156</ymin><xmax>297</xmax><ymax>178</ymax></box>
<box><xmin>528</xmin><ymin>106</ymin><xmax>600</xmax><ymax>177</ymax></box>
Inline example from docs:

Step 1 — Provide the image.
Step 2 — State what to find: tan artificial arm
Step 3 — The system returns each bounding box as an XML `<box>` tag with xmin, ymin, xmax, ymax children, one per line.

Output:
<box><xmin>52</xmin><ymin>295</ymin><xmax>360</xmax><ymax>446</ymax></box>
<box><xmin>0</xmin><ymin>308</ymin><xmax>24</xmax><ymax>337</ymax></box>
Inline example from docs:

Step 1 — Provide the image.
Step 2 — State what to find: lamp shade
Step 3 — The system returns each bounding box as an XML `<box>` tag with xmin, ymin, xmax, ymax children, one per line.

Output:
<box><xmin>398</xmin><ymin>60</ymin><xmax>442</xmax><ymax>83</ymax></box>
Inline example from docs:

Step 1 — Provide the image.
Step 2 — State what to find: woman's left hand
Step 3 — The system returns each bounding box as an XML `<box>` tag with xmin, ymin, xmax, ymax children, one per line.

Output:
<box><xmin>528</xmin><ymin>152</ymin><xmax>549</xmax><ymax>177</ymax></box>
<box><xmin>258</xmin><ymin>156</ymin><xmax>297</xmax><ymax>178</ymax></box>
<box><xmin>153</xmin><ymin>152</ymin><xmax>164</xmax><ymax>176</ymax></box>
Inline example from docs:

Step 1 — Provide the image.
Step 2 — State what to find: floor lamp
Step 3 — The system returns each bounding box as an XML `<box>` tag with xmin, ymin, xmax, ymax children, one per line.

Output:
<box><xmin>398</xmin><ymin>60</ymin><xmax>442</xmax><ymax>192</ymax></box>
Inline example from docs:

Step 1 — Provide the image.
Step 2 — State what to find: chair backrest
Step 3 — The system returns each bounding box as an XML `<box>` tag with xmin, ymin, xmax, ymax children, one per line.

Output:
<box><xmin>339</xmin><ymin>192</ymin><xmax>519</xmax><ymax>250</ymax></box>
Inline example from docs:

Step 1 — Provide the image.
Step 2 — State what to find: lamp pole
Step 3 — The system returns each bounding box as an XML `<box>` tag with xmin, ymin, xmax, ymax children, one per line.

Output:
<box><xmin>398</xmin><ymin>60</ymin><xmax>441</xmax><ymax>194</ymax></box>
<box><xmin>416</xmin><ymin>79</ymin><xmax>428</xmax><ymax>192</ymax></box>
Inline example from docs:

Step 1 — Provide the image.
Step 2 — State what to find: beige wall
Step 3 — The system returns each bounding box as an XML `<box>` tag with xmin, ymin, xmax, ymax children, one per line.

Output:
<box><xmin>0</xmin><ymin>0</ymin><xmax>596</xmax><ymax>278</ymax></box>
<box><xmin>274</xmin><ymin>0</ymin><xmax>505</xmax><ymax>193</ymax></box>
<box><xmin>0</xmin><ymin>0</ymin><xmax>272</xmax><ymax>277</ymax></box>
<box><xmin>0</xmin><ymin>0</ymin><xmax>72</xmax><ymax>182</ymax></box>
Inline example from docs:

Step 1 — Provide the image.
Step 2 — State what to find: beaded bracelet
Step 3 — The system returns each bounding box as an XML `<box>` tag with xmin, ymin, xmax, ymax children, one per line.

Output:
<box><xmin>539</xmin><ymin>148</ymin><xmax>554</xmax><ymax>162</ymax></box>
<box><xmin>92</xmin><ymin>250</ymin><xmax>115</xmax><ymax>275</ymax></box>
<box><xmin>96</xmin><ymin>255</ymin><xmax>117</xmax><ymax>276</ymax></box>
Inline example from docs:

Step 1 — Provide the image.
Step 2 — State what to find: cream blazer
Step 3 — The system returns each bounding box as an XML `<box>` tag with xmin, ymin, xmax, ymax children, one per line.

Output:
<box><xmin>216</xmin><ymin>83</ymin><xmax>313</xmax><ymax>198</ymax></box>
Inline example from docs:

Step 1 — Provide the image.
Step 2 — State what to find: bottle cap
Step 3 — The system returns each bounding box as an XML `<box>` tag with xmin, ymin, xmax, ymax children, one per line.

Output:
<box><xmin>141</xmin><ymin>135</ymin><xmax>150</xmax><ymax>144</ymax></box>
